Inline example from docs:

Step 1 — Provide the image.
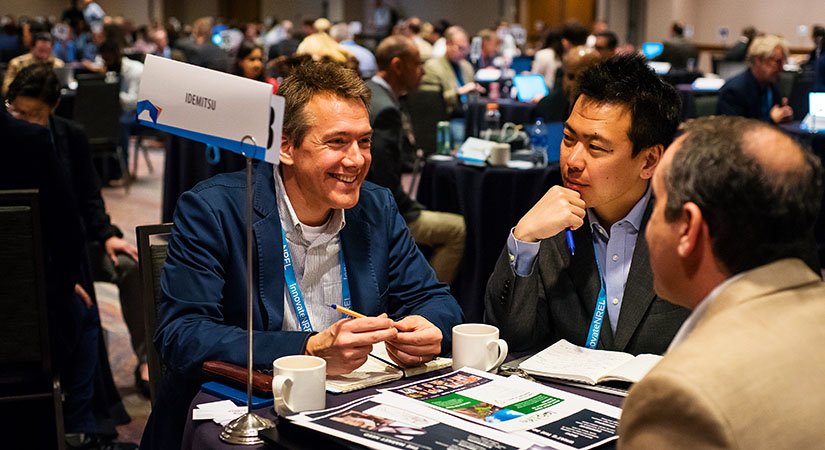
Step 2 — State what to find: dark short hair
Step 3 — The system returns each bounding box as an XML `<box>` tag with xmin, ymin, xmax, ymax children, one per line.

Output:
<box><xmin>813</xmin><ymin>25</ymin><xmax>825</xmax><ymax>39</ymax></box>
<box><xmin>375</xmin><ymin>35</ymin><xmax>414</xmax><ymax>71</ymax></box>
<box><xmin>278</xmin><ymin>61</ymin><xmax>370</xmax><ymax>147</ymax></box>
<box><xmin>7</xmin><ymin>63</ymin><xmax>60</xmax><ymax>106</ymax></box>
<box><xmin>33</xmin><ymin>31</ymin><xmax>53</xmax><ymax>45</ymax></box>
<box><xmin>561</xmin><ymin>21</ymin><xmax>588</xmax><ymax>46</ymax></box>
<box><xmin>574</xmin><ymin>53</ymin><xmax>681</xmax><ymax>156</ymax></box>
<box><xmin>595</xmin><ymin>31</ymin><xmax>618</xmax><ymax>50</ymax></box>
<box><xmin>233</xmin><ymin>40</ymin><xmax>264</xmax><ymax>80</ymax></box>
<box><xmin>672</xmin><ymin>22</ymin><xmax>684</xmax><ymax>36</ymax></box>
<box><xmin>664</xmin><ymin>116</ymin><xmax>823</xmax><ymax>274</ymax></box>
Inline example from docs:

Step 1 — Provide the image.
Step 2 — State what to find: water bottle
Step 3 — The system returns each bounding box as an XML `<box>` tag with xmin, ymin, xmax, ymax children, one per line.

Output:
<box><xmin>482</xmin><ymin>103</ymin><xmax>502</xmax><ymax>141</ymax></box>
<box><xmin>530</xmin><ymin>117</ymin><xmax>548</xmax><ymax>168</ymax></box>
<box><xmin>436</xmin><ymin>121</ymin><xmax>452</xmax><ymax>155</ymax></box>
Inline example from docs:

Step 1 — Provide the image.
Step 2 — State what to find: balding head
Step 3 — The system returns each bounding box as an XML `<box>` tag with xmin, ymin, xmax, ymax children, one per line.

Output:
<box><xmin>562</xmin><ymin>45</ymin><xmax>601</xmax><ymax>94</ymax></box>
<box><xmin>662</xmin><ymin>116</ymin><xmax>822</xmax><ymax>275</ymax></box>
<box><xmin>444</xmin><ymin>26</ymin><xmax>469</xmax><ymax>63</ymax></box>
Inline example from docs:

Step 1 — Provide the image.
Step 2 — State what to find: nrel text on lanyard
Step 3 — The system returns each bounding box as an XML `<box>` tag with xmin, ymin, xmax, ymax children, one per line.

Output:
<box><xmin>585</xmin><ymin>242</ymin><xmax>607</xmax><ymax>349</ymax></box>
<box><xmin>281</xmin><ymin>227</ymin><xmax>352</xmax><ymax>332</ymax></box>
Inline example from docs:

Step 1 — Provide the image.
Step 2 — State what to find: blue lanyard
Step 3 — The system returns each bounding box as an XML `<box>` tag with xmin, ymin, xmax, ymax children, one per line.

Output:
<box><xmin>585</xmin><ymin>241</ymin><xmax>607</xmax><ymax>349</ymax></box>
<box><xmin>281</xmin><ymin>227</ymin><xmax>352</xmax><ymax>332</ymax></box>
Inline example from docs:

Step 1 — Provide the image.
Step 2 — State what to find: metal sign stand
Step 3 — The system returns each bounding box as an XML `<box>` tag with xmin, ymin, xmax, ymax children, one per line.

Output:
<box><xmin>220</xmin><ymin>136</ymin><xmax>275</xmax><ymax>445</ymax></box>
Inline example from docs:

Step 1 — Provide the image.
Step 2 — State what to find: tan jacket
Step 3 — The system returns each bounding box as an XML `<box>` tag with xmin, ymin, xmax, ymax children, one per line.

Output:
<box><xmin>421</xmin><ymin>55</ymin><xmax>475</xmax><ymax>116</ymax></box>
<box><xmin>2</xmin><ymin>53</ymin><xmax>65</xmax><ymax>95</ymax></box>
<box><xmin>618</xmin><ymin>258</ymin><xmax>825</xmax><ymax>450</ymax></box>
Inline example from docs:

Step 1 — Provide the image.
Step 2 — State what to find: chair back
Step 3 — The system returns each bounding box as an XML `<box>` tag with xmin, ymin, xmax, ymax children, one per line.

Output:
<box><xmin>72</xmin><ymin>76</ymin><xmax>121</xmax><ymax>145</ymax></box>
<box><xmin>0</xmin><ymin>189</ymin><xmax>65</xmax><ymax>450</ymax></box>
<box><xmin>404</xmin><ymin>87</ymin><xmax>449</xmax><ymax>156</ymax></box>
<box><xmin>136</xmin><ymin>223</ymin><xmax>173</xmax><ymax>406</ymax></box>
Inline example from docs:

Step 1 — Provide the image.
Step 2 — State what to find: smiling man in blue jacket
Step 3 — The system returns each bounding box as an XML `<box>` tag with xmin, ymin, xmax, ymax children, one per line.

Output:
<box><xmin>141</xmin><ymin>61</ymin><xmax>463</xmax><ymax>449</ymax></box>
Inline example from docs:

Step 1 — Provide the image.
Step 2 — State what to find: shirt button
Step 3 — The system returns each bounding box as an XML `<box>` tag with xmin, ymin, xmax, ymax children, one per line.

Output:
<box><xmin>612</xmin><ymin>254</ymin><xmax>618</xmax><ymax>261</ymax></box>
<box><xmin>612</xmin><ymin>298</ymin><xmax>619</xmax><ymax>305</ymax></box>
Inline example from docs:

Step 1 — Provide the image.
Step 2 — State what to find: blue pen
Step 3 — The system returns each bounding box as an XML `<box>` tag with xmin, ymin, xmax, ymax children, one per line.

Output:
<box><xmin>565</xmin><ymin>228</ymin><xmax>575</xmax><ymax>255</ymax></box>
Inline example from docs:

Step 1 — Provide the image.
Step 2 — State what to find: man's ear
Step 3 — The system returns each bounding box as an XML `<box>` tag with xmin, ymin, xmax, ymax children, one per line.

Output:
<box><xmin>676</xmin><ymin>202</ymin><xmax>704</xmax><ymax>258</ymax></box>
<box><xmin>389</xmin><ymin>56</ymin><xmax>403</xmax><ymax>74</ymax></box>
<box><xmin>280</xmin><ymin>136</ymin><xmax>294</xmax><ymax>166</ymax></box>
<box><xmin>639</xmin><ymin>144</ymin><xmax>663</xmax><ymax>180</ymax></box>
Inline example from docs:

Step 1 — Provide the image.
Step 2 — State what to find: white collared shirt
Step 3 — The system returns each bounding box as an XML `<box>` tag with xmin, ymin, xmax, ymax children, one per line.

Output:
<box><xmin>667</xmin><ymin>273</ymin><xmax>744</xmax><ymax>351</ymax></box>
<box><xmin>273</xmin><ymin>166</ymin><xmax>348</xmax><ymax>332</ymax></box>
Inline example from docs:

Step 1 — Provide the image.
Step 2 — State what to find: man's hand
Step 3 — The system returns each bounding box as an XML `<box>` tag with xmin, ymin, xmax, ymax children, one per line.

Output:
<box><xmin>104</xmin><ymin>236</ymin><xmax>139</xmax><ymax>266</ymax></box>
<box><xmin>770</xmin><ymin>97</ymin><xmax>793</xmax><ymax>124</ymax></box>
<box><xmin>385</xmin><ymin>315</ymin><xmax>443</xmax><ymax>368</ymax></box>
<box><xmin>306</xmin><ymin>314</ymin><xmax>398</xmax><ymax>375</ymax></box>
<box><xmin>75</xmin><ymin>283</ymin><xmax>93</xmax><ymax>308</ymax></box>
<box><xmin>457</xmin><ymin>82</ymin><xmax>486</xmax><ymax>96</ymax></box>
<box><xmin>513</xmin><ymin>185</ymin><xmax>586</xmax><ymax>243</ymax></box>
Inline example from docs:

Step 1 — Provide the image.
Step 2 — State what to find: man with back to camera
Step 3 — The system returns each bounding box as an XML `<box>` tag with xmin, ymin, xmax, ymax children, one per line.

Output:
<box><xmin>618</xmin><ymin>116</ymin><xmax>825</xmax><ymax>449</ymax></box>
<box><xmin>485</xmin><ymin>54</ymin><xmax>690</xmax><ymax>355</ymax></box>
<box><xmin>140</xmin><ymin>61</ymin><xmax>463</xmax><ymax>449</ymax></box>
<box><xmin>365</xmin><ymin>35</ymin><xmax>466</xmax><ymax>284</ymax></box>
<box><xmin>716</xmin><ymin>35</ymin><xmax>794</xmax><ymax>124</ymax></box>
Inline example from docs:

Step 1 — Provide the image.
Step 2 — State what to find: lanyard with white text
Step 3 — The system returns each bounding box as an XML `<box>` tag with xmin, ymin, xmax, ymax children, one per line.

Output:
<box><xmin>281</xmin><ymin>227</ymin><xmax>352</xmax><ymax>332</ymax></box>
<box><xmin>585</xmin><ymin>241</ymin><xmax>607</xmax><ymax>349</ymax></box>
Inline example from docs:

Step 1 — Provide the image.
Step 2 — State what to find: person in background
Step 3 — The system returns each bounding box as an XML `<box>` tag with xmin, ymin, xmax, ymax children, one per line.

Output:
<box><xmin>366</xmin><ymin>35</ymin><xmax>466</xmax><ymax>284</ymax></box>
<box><xmin>176</xmin><ymin>16</ymin><xmax>230</xmax><ymax>72</ymax></box>
<box><xmin>560</xmin><ymin>21</ymin><xmax>589</xmax><ymax>52</ymax></box>
<box><xmin>405</xmin><ymin>17</ymin><xmax>433</xmax><ymax>61</ymax></box>
<box><xmin>534</xmin><ymin>45</ymin><xmax>601</xmax><ymax>122</ymax></box>
<box><xmin>268</xmin><ymin>19</ymin><xmax>300</xmax><ymax>60</ymax></box>
<box><xmin>594</xmin><ymin>31</ymin><xmax>617</xmax><ymax>59</ymax></box>
<box><xmin>330</xmin><ymin>22</ymin><xmax>377</xmax><ymax>78</ymax></box>
<box><xmin>804</xmin><ymin>24</ymin><xmax>824</xmax><ymax>69</ymax></box>
<box><xmin>421</xmin><ymin>26</ymin><xmax>481</xmax><ymax>117</ymax></box>
<box><xmin>61</xmin><ymin>0</ymin><xmax>85</xmax><ymax>35</ymax></box>
<box><xmin>5</xmin><ymin>63</ymin><xmax>135</xmax><ymax>450</ymax></box>
<box><xmin>717</xmin><ymin>35</ymin><xmax>793</xmax><ymax>124</ymax></box>
<box><xmin>296</xmin><ymin>31</ymin><xmax>358</xmax><ymax>72</ymax></box>
<box><xmin>532</xmin><ymin>29</ymin><xmax>563</xmax><ymax>90</ymax></box>
<box><xmin>233</xmin><ymin>40</ymin><xmax>278</xmax><ymax>93</ymax></box>
<box><xmin>585</xmin><ymin>20</ymin><xmax>608</xmax><ymax>48</ymax></box>
<box><xmin>2</xmin><ymin>31</ymin><xmax>64</xmax><ymax>95</ymax></box>
<box><xmin>724</xmin><ymin>26</ymin><xmax>757</xmax><ymax>62</ymax></box>
<box><xmin>486</xmin><ymin>54</ymin><xmax>689</xmax><ymax>356</ymax></box>
<box><xmin>654</xmin><ymin>21</ymin><xmax>699</xmax><ymax>70</ymax></box>
<box><xmin>151</xmin><ymin>27</ymin><xmax>171</xmax><ymax>58</ymax></box>
<box><xmin>473</xmin><ymin>28</ymin><xmax>500</xmax><ymax>70</ymax></box>
<box><xmin>82</xmin><ymin>0</ymin><xmax>105</xmax><ymax>33</ymax></box>
<box><xmin>618</xmin><ymin>116</ymin><xmax>825</xmax><ymax>450</ymax></box>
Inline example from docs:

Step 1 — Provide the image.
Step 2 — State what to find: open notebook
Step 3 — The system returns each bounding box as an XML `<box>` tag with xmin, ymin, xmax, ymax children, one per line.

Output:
<box><xmin>325</xmin><ymin>342</ymin><xmax>452</xmax><ymax>393</ymax></box>
<box><xmin>518</xmin><ymin>339</ymin><xmax>662</xmax><ymax>386</ymax></box>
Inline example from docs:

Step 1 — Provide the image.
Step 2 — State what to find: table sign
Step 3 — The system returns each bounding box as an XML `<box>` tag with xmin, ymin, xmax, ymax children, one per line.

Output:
<box><xmin>137</xmin><ymin>54</ymin><xmax>284</xmax><ymax>164</ymax></box>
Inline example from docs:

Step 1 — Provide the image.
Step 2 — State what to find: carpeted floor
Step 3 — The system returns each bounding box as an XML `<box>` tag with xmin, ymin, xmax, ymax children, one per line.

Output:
<box><xmin>96</xmin><ymin>143</ymin><xmax>165</xmax><ymax>444</ymax></box>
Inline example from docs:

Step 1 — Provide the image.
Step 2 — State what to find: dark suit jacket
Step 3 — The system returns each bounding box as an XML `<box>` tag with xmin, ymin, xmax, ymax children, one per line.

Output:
<box><xmin>365</xmin><ymin>79</ymin><xmax>423</xmax><ymax>223</ymax></box>
<box><xmin>716</xmin><ymin>69</ymin><xmax>781</xmax><ymax>121</ymax></box>
<box><xmin>484</xmin><ymin>201</ymin><xmax>690</xmax><ymax>355</ymax></box>
<box><xmin>50</xmin><ymin>115</ymin><xmax>122</xmax><ymax>244</ymax></box>
<box><xmin>142</xmin><ymin>162</ymin><xmax>463</xmax><ymax>449</ymax></box>
<box><xmin>655</xmin><ymin>36</ymin><xmax>699</xmax><ymax>70</ymax></box>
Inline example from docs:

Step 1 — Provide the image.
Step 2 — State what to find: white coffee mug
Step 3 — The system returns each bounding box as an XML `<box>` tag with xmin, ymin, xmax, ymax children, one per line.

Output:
<box><xmin>452</xmin><ymin>323</ymin><xmax>508</xmax><ymax>372</ymax></box>
<box><xmin>272</xmin><ymin>355</ymin><xmax>326</xmax><ymax>416</ymax></box>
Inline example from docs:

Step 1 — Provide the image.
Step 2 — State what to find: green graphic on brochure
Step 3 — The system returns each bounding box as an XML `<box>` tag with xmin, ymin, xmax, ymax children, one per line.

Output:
<box><xmin>424</xmin><ymin>393</ymin><xmax>564</xmax><ymax>422</ymax></box>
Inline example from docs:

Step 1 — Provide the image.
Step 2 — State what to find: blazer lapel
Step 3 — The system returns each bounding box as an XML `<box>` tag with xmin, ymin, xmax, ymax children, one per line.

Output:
<box><xmin>613</xmin><ymin>201</ymin><xmax>656</xmax><ymax>351</ymax></box>
<box><xmin>340</xmin><ymin>202</ymin><xmax>381</xmax><ymax>315</ymax></box>
<box><xmin>567</xmin><ymin>217</ymin><xmax>616</xmax><ymax>349</ymax></box>
<box><xmin>251</xmin><ymin>162</ymin><xmax>285</xmax><ymax>330</ymax></box>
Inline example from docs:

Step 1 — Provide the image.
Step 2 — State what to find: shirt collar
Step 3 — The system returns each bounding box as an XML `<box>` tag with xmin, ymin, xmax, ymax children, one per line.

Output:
<box><xmin>370</xmin><ymin>75</ymin><xmax>399</xmax><ymax>106</ymax></box>
<box><xmin>588</xmin><ymin>184</ymin><xmax>652</xmax><ymax>240</ymax></box>
<box><xmin>272</xmin><ymin>165</ymin><xmax>346</xmax><ymax>245</ymax></box>
<box><xmin>667</xmin><ymin>272</ymin><xmax>744</xmax><ymax>352</ymax></box>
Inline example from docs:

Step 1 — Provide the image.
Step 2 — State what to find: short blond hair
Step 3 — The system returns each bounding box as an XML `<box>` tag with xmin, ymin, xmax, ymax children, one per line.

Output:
<box><xmin>747</xmin><ymin>35</ymin><xmax>788</xmax><ymax>65</ymax></box>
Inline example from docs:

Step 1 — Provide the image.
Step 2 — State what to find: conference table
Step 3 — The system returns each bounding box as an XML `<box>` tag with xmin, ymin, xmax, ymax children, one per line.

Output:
<box><xmin>415</xmin><ymin>158</ymin><xmax>562</xmax><ymax>322</ymax></box>
<box><xmin>182</xmin><ymin>364</ymin><xmax>623</xmax><ymax>450</ymax></box>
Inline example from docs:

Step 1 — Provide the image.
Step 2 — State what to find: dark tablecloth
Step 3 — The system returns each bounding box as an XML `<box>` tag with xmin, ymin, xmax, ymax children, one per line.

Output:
<box><xmin>182</xmin><ymin>366</ymin><xmax>623</xmax><ymax>450</ymax></box>
<box><xmin>161</xmin><ymin>135</ymin><xmax>248</xmax><ymax>222</ymax></box>
<box><xmin>465</xmin><ymin>98</ymin><xmax>536</xmax><ymax>138</ymax></box>
<box><xmin>416</xmin><ymin>159</ymin><xmax>562</xmax><ymax>322</ymax></box>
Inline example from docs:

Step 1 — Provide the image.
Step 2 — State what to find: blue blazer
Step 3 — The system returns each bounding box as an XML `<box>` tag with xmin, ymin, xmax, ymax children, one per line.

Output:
<box><xmin>716</xmin><ymin>69</ymin><xmax>780</xmax><ymax>121</ymax></box>
<box><xmin>156</xmin><ymin>161</ymin><xmax>462</xmax><ymax>375</ymax></box>
<box><xmin>142</xmin><ymin>162</ymin><xmax>463</xmax><ymax>449</ymax></box>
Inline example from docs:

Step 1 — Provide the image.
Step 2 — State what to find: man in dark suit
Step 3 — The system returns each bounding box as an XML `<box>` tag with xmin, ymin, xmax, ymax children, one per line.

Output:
<box><xmin>485</xmin><ymin>54</ymin><xmax>689</xmax><ymax>356</ymax></box>
<box><xmin>717</xmin><ymin>35</ymin><xmax>794</xmax><ymax>124</ymax></box>
<box><xmin>141</xmin><ymin>61</ymin><xmax>463</xmax><ymax>449</ymax></box>
<box><xmin>365</xmin><ymin>35</ymin><xmax>465</xmax><ymax>284</ymax></box>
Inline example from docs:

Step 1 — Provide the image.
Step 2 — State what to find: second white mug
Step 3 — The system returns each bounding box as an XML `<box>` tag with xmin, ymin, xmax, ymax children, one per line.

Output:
<box><xmin>452</xmin><ymin>323</ymin><xmax>508</xmax><ymax>372</ymax></box>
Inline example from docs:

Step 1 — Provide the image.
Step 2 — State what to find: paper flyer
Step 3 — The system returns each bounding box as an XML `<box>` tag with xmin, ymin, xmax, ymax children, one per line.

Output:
<box><xmin>136</xmin><ymin>54</ymin><xmax>283</xmax><ymax>164</ymax></box>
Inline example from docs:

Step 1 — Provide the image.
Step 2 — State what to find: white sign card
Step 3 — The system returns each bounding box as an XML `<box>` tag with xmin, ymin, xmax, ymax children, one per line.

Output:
<box><xmin>137</xmin><ymin>54</ymin><xmax>283</xmax><ymax>165</ymax></box>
